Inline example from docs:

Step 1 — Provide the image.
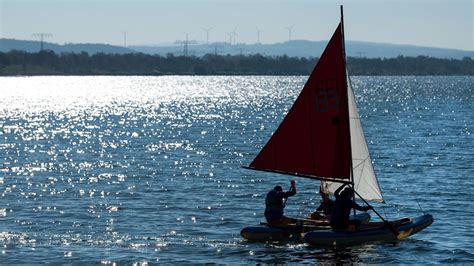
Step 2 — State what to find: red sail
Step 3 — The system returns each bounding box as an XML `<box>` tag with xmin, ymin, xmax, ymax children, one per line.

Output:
<box><xmin>249</xmin><ymin>23</ymin><xmax>350</xmax><ymax>180</ymax></box>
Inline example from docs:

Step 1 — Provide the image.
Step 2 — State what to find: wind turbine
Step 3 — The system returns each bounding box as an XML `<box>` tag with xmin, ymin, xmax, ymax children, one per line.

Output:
<box><xmin>202</xmin><ymin>27</ymin><xmax>213</xmax><ymax>45</ymax></box>
<box><xmin>227</xmin><ymin>32</ymin><xmax>233</xmax><ymax>45</ymax></box>
<box><xmin>256</xmin><ymin>27</ymin><xmax>263</xmax><ymax>44</ymax></box>
<box><xmin>285</xmin><ymin>25</ymin><xmax>294</xmax><ymax>42</ymax></box>
<box><xmin>231</xmin><ymin>27</ymin><xmax>238</xmax><ymax>45</ymax></box>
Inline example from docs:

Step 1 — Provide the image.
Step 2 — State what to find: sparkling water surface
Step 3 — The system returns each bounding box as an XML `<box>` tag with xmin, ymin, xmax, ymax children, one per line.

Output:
<box><xmin>0</xmin><ymin>76</ymin><xmax>472</xmax><ymax>264</ymax></box>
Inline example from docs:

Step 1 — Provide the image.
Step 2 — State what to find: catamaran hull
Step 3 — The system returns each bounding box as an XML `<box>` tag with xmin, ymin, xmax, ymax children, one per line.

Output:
<box><xmin>303</xmin><ymin>214</ymin><xmax>433</xmax><ymax>247</ymax></box>
<box><xmin>241</xmin><ymin>213</ymin><xmax>370</xmax><ymax>242</ymax></box>
<box><xmin>241</xmin><ymin>225</ymin><xmax>303</xmax><ymax>242</ymax></box>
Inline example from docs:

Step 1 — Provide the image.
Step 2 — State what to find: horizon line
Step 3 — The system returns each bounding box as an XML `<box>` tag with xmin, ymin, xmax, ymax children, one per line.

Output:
<box><xmin>1</xmin><ymin>37</ymin><xmax>473</xmax><ymax>53</ymax></box>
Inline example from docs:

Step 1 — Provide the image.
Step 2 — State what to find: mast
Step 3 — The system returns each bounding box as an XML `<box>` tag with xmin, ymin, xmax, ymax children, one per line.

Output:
<box><xmin>340</xmin><ymin>5</ymin><xmax>357</xmax><ymax>210</ymax></box>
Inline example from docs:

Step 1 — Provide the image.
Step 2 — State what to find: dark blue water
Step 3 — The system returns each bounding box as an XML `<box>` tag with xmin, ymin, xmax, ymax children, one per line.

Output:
<box><xmin>0</xmin><ymin>76</ymin><xmax>472</xmax><ymax>264</ymax></box>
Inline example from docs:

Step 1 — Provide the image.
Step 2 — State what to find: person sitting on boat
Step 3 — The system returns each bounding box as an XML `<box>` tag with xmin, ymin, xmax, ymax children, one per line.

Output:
<box><xmin>310</xmin><ymin>187</ymin><xmax>334</xmax><ymax>221</ymax></box>
<box><xmin>330</xmin><ymin>184</ymin><xmax>373</xmax><ymax>231</ymax></box>
<box><xmin>264</xmin><ymin>180</ymin><xmax>297</xmax><ymax>226</ymax></box>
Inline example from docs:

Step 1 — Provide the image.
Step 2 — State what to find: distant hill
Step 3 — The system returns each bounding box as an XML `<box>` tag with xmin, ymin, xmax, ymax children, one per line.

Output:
<box><xmin>0</xmin><ymin>38</ymin><xmax>134</xmax><ymax>54</ymax></box>
<box><xmin>131</xmin><ymin>40</ymin><xmax>474</xmax><ymax>59</ymax></box>
<box><xmin>1</xmin><ymin>38</ymin><xmax>472</xmax><ymax>59</ymax></box>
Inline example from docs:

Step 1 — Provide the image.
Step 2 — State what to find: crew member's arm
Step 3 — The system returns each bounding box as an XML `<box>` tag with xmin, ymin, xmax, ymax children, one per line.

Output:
<box><xmin>351</xmin><ymin>201</ymin><xmax>372</xmax><ymax>212</ymax></box>
<box><xmin>334</xmin><ymin>184</ymin><xmax>346</xmax><ymax>199</ymax></box>
<box><xmin>283</xmin><ymin>180</ymin><xmax>296</xmax><ymax>198</ymax></box>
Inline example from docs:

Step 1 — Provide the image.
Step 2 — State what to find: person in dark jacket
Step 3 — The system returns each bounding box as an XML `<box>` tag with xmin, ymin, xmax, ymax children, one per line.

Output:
<box><xmin>264</xmin><ymin>180</ymin><xmax>297</xmax><ymax>225</ymax></box>
<box><xmin>310</xmin><ymin>186</ymin><xmax>334</xmax><ymax>220</ymax></box>
<box><xmin>330</xmin><ymin>184</ymin><xmax>373</xmax><ymax>231</ymax></box>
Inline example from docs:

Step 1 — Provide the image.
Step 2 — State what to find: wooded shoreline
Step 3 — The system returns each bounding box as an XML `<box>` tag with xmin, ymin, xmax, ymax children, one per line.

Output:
<box><xmin>1</xmin><ymin>50</ymin><xmax>472</xmax><ymax>76</ymax></box>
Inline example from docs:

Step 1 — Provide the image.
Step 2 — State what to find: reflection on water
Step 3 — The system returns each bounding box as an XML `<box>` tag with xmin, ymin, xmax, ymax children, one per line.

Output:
<box><xmin>0</xmin><ymin>76</ymin><xmax>473</xmax><ymax>264</ymax></box>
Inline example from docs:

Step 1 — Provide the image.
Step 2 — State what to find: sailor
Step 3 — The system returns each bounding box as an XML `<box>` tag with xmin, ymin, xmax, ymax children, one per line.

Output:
<box><xmin>330</xmin><ymin>184</ymin><xmax>373</xmax><ymax>231</ymax></box>
<box><xmin>264</xmin><ymin>180</ymin><xmax>297</xmax><ymax>226</ymax></box>
<box><xmin>310</xmin><ymin>187</ymin><xmax>334</xmax><ymax>220</ymax></box>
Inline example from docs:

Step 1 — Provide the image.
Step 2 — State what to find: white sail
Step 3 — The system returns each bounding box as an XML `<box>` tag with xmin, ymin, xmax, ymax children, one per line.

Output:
<box><xmin>322</xmin><ymin>75</ymin><xmax>384</xmax><ymax>202</ymax></box>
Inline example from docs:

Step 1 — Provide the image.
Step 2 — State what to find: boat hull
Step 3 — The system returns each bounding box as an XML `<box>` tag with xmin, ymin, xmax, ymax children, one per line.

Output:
<box><xmin>240</xmin><ymin>224</ymin><xmax>304</xmax><ymax>242</ymax></box>
<box><xmin>241</xmin><ymin>213</ymin><xmax>370</xmax><ymax>242</ymax></box>
<box><xmin>303</xmin><ymin>214</ymin><xmax>433</xmax><ymax>247</ymax></box>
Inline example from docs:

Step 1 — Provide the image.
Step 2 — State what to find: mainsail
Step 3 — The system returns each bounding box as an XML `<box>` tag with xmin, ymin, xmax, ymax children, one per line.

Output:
<box><xmin>247</xmin><ymin>21</ymin><xmax>384</xmax><ymax>202</ymax></box>
<box><xmin>249</xmin><ymin>23</ymin><xmax>351</xmax><ymax>181</ymax></box>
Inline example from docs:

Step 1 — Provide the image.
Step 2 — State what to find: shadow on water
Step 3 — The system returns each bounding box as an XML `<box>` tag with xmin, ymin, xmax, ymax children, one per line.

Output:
<box><xmin>243</xmin><ymin>238</ymin><xmax>446</xmax><ymax>264</ymax></box>
<box><xmin>297</xmin><ymin>247</ymin><xmax>367</xmax><ymax>264</ymax></box>
<box><xmin>243</xmin><ymin>240</ymin><xmax>374</xmax><ymax>264</ymax></box>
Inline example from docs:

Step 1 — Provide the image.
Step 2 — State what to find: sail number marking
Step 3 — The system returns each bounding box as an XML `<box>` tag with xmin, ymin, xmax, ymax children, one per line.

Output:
<box><xmin>315</xmin><ymin>79</ymin><xmax>340</xmax><ymax>113</ymax></box>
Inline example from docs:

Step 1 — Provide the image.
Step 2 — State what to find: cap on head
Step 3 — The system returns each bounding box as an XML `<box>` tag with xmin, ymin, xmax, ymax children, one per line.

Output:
<box><xmin>342</xmin><ymin>187</ymin><xmax>354</xmax><ymax>198</ymax></box>
<box><xmin>274</xmin><ymin>185</ymin><xmax>283</xmax><ymax>191</ymax></box>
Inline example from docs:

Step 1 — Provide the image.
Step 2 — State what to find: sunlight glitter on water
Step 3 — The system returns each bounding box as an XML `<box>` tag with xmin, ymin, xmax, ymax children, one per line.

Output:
<box><xmin>0</xmin><ymin>76</ymin><xmax>473</xmax><ymax>264</ymax></box>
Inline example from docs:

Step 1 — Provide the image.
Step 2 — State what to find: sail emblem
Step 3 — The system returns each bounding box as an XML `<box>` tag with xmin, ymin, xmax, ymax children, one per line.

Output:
<box><xmin>315</xmin><ymin>79</ymin><xmax>340</xmax><ymax>113</ymax></box>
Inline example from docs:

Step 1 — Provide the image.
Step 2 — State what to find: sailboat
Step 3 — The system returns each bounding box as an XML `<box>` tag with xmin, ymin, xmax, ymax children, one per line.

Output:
<box><xmin>240</xmin><ymin>6</ymin><xmax>433</xmax><ymax>246</ymax></box>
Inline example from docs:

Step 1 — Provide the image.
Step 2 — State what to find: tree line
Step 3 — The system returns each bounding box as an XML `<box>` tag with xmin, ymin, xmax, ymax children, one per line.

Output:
<box><xmin>0</xmin><ymin>50</ymin><xmax>472</xmax><ymax>76</ymax></box>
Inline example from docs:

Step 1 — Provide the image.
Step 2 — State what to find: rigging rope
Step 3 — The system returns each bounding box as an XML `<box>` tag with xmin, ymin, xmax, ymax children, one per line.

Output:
<box><xmin>380</xmin><ymin>201</ymin><xmax>427</xmax><ymax>217</ymax></box>
<box><xmin>416</xmin><ymin>199</ymin><xmax>426</xmax><ymax>214</ymax></box>
<box><xmin>381</xmin><ymin>205</ymin><xmax>387</xmax><ymax>220</ymax></box>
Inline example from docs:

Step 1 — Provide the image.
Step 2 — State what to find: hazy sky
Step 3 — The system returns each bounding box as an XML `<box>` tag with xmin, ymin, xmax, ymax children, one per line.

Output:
<box><xmin>0</xmin><ymin>0</ymin><xmax>472</xmax><ymax>50</ymax></box>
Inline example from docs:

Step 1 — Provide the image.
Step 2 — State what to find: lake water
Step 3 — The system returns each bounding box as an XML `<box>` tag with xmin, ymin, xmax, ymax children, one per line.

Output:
<box><xmin>0</xmin><ymin>76</ymin><xmax>472</xmax><ymax>264</ymax></box>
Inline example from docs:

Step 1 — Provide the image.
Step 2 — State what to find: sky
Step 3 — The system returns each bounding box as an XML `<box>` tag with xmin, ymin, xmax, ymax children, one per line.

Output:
<box><xmin>0</xmin><ymin>0</ymin><xmax>472</xmax><ymax>51</ymax></box>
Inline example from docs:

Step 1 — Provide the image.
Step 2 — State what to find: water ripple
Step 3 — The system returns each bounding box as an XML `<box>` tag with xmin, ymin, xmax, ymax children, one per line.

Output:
<box><xmin>0</xmin><ymin>76</ymin><xmax>472</xmax><ymax>263</ymax></box>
